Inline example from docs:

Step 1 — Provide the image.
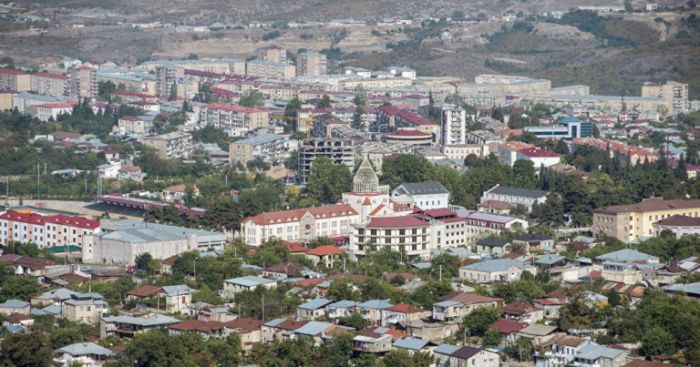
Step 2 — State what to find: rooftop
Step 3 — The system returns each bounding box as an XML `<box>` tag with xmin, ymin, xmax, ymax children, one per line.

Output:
<box><xmin>485</xmin><ymin>184</ymin><xmax>548</xmax><ymax>199</ymax></box>
<box><xmin>594</xmin><ymin>198</ymin><xmax>700</xmax><ymax>215</ymax></box>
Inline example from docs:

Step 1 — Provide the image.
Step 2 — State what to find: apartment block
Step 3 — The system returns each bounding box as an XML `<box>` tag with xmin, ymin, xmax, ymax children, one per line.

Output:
<box><xmin>199</xmin><ymin>103</ymin><xmax>269</xmax><ymax>137</ymax></box>
<box><xmin>246</xmin><ymin>60</ymin><xmax>296</xmax><ymax>80</ymax></box>
<box><xmin>67</xmin><ymin>66</ymin><xmax>97</xmax><ymax>98</ymax></box>
<box><xmin>30</xmin><ymin>72</ymin><xmax>68</xmax><ymax>97</ymax></box>
<box><xmin>229</xmin><ymin>132</ymin><xmax>289</xmax><ymax>165</ymax></box>
<box><xmin>0</xmin><ymin>69</ymin><xmax>31</xmax><ymax>92</ymax></box>
<box><xmin>256</xmin><ymin>45</ymin><xmax>287</xmax><ymax>64</ymax></box>
<box><xmin>592</xmin><ymin>198</ymin><xmax>700</xmax><ymax>243</ymax></box>
<box><xmin>296</xmin><ymin>51</ymin><xmax>327</xmax><ymax>77</ymax></box>
<box><xmin>0</xmin><ymin>209</ymin><xmax>100</xmax><ymax>249</ymax></box>
<box><xmin>142</xmin><ymin>131</ymin><xmax>193</xmax><ymax>160</ymax></box>
<box><xmin>641</xmin><ymin>80</ymin><xmax>689</xmax><ymax>114</ymax></box>
<box><xmin>297</xmin><ymin>138</ymin><xmax>355</xmax><ymax>184</ymax></box>
<box><xmin>441</xmin><ymin>107</ymin><xmax>467</xmax><ymax>145</ymax></box>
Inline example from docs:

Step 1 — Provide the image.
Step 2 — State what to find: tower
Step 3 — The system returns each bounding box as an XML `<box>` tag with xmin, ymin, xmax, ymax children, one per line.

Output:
<box><xmin>352</xmin><ymin>157</ymin><xmax>379</xmax><ymax>193</ymax></box>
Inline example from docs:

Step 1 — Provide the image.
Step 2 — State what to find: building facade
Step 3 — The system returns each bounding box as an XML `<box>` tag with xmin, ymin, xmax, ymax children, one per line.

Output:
<box><xmin>296</xmin><ymin>51</ymin><xmax>327</xmax><ymax>77</ymax></box>
<box><xmin>0</xmin><ymin>209</ymin><xmax>100</xmax><ymax>249</ymax></box>
<box><xmin>297</xmin><ymin>138</ymin><xmax>355</xmax><ymax>184</ymax></box>
<box><xmin>142</xmin><ymin>132</ymin><xmax>193</xmax><ymax>160</ymax></box>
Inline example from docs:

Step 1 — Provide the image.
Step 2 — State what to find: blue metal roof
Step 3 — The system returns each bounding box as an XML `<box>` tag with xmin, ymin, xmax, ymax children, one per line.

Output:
<box><xmin>298</xmin><ymin>298</ymin><xmax>331</xmax><ymax>310</ymax></box>
<box><xmin>294</xmin><ymin>321</ymin><xmax>332</xmax><ymax>336</ymax></box>
<box><xmin>434</xmin><ymin>344</ymin><xmax>461</xmax><ymax>355</ymax></box>
<box><xmin>394</xmin><ymin>337</ymin><xmax>429</xmax><ymax>350</ymax></box>
<box><xmin>434</xmin><ymin>300</ymin><xmax>462</xmax><ymax>307</ymax></box>
<box><xmin>596</xmin><ymin>249</ymin><xmax>657</xmax><ymax>263</ymax></box>
<box><xmin>57</xmin><ymin>342</ymin><xmax>113</xmax><ymax>357</ymax></box>
<box><xmin>0</xmin><ymin>299</ymin><xmax>29</xmax><ymax>308</ymax></box>
<box><xmin>328</xmin><ymin>300</ymin><xmax>358</xmax><ymax>309</ymax></box>
<box><xmin>225</xmin><ymin>276</ymin><xmax>276</xmax><ymax>287</ymax></box>
<box><xmin>460</xmin><ymin>259</ymin><xmax>533</xmax><ymax>273</ymax></box>
<box><xmin>359</xmin><ymin>299</ymin><xmax>393</xmax><ymax>310</ymax></box>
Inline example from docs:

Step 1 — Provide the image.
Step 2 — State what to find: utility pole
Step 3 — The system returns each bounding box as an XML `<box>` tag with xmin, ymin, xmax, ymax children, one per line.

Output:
<box><xmin>36</xmin><ymin>163</ymin><xmax>40</xmax><ymax>199</ymax></box>
<box><xmin>439</xmin><ymin>264</ymin><xmax>443</xmax><ymax>282</ymax></box>
<box><xmin>261</xmin><ymin>294</ymin><xmax>265</xmax><ymax>321</ymax></box>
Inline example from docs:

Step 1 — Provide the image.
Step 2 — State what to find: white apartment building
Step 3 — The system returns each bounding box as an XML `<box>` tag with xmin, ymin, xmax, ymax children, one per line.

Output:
<box><xmin>240</xmin><ymin>204</ymin><xmax>360</xmax><ymax>246</ymax></box>
<box><xmin>0</xmin><ymin>210</ymin><xmax>100</xmax><ymax>248</ymax></box>
<box><xmin>441</xmin><ymin>107</ymin><xmax>467</xmax><ymax>146</ymax></box>
<box><xmin>392</xmin><ymin>181</ymin><xmax>449</xmax><ymax>210</ymax></box>
<box><xmin>480</xmin><ymin>184</ymin><xmax>549</xmax><ymax>213</ymax></box>
<box><xmin>142</xmin><ymin>132</ymin><xmax>193</xmax><ymax>160</ymax></box>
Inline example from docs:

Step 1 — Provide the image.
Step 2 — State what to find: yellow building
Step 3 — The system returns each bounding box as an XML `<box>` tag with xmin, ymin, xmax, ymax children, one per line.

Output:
<box><xmin>592</xmin><ymin>198</ymin><xmax>700</xmax><ymax>242</ymax></box>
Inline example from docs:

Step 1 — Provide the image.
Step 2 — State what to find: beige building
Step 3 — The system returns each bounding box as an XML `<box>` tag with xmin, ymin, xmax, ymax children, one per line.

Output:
<box><xmin>229</xmin><ymin>132</ymin><xmax>288</xmax><ymax>165</ymax></box>
<box><xmin>62</xmin><ymin>297</ymin><xmax>108</xmax><ymax>324</ymax></box>
<box><xmin>0</xmin><ymin>68</ymin><xmax>31</xmax><ymax>92</ymax></box>
<box><xmin>296</xmin><ymin>51</ymin><xmax>327</xmax><ymax>76</ymax></box>
<box><xmin>199</xmin><ymin>103</ymin><xmax>269</xmax><ymax>137</ymax></box>
<box><xmin>30</xmin><ymin>72</ymin><xmax>68</xmax><ymax>97</ymax></box>
<box><xmin>142</xmin><ymin>131</ymin><xmax>193</xmax><ymax>160</ymax></box>
<box><xmin>641</xmin><ymin>80</ymin><xmax>689</xmax><ymax>114</ymax></box>
<box><xmin>0</xmin><ymin>91</ymin><xmax>13</xmax><ymax>110</ymax></box>
<box><xmin>256</xmin><ymin>45</ymin><xmax>287</xmax><ymax>64</ymax></box>
<box><xmin>592</xmin><ymin>198</ymin><xmax>700</xmax><ymax>242</ymax></box>
<box><xmin>246</xmin><ymin>60</ymin><xmax>296</xmax><ymax>80</ymax></box>
<box><xmin>68</xmin><ymin>66</ymin><xmax>97</xmax><ymax>98</ymax></box>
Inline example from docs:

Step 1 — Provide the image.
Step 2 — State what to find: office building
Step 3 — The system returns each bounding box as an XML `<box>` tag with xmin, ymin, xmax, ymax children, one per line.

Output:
<box><xmin>524</xmin><ymin>116</ymin><xmax>592</xmax><ymax>140</ymax></box>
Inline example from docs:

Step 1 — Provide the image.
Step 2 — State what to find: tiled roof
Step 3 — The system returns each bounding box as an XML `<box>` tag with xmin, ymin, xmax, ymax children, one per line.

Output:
<box><xmin>451</xmin><ymin>346</ymin><xmax>483</xmax><ymax>360</ymax></box>
<box><xmin>439</xmin><ymin>292</ymin><xmax>502</xmax><ymax>305</ymax></box>
<box><xmin>224</xmin><ymin>317</ymin><xmax>264</xmax><ymax>332</ymax></box>
<box><xmin>518</xmin><ymin>147</ymin><xmax>560</xmax><ymax>158</ymax></box>
<box><xmin>0</xmin><ymin>68</ymin><xmax>27</xmax><ymax>75</ymax></box>
<box><xmin>490</xmin><ymin>318</ymin><xmax>528</xmax><ymax>334</ymax></box>
<box><xmin>385</xmin><ymin>303</ymin><xmax>426</xmax><ymax>313</ymax></box>
<box><xmin>367</xmin><ymin>215</ymin><xmax>429</xmax><ymax>229</ymax></box>
<box><xmin>32</xmin><ymin>71</ymin><xmax>67</xmax><ymax>79</ymax></box>
<box><xmin>306</xmin><ymin>245</ymin><xmax>343</xmax><ymax>256</ymax></box>
<box><xmin>594</xmin><ymin>198</ymin><xmax>700</xmax><ymax>214</ymax></box>
<box><xmin>127</xmin><ymin>285</ymin><xmax>162</xmax><ymax>298</ymax></box>
<box><xmin>654</xmin><ymin>214</ymin><xmax>700</xmax><ymax>227</ymax></box>
<box><xmin>242</xmin><ymin>205</ymin><xmax>358</xmax><ymax>225</ymax></box>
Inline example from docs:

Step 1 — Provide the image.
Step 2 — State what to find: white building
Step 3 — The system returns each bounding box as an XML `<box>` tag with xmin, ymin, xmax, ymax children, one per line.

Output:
<box><xmin>441</xmin><ymin>107</ymin><xmax>467</xmax><ymax>146</ymax></box>
<box><xmin>82</xmin><ymin>220</ymin><xmax>226</xmax><ymax>266</ymax></box>
<box><xmin>480</xmin><ymin>184</ymin><xmax>549</xmax><ymax>213</ymax></box>
<box><xmin>240</xmin><ymin>205</ymin><xmax>360</xmax><ymax>247</ymax></box>
<box><xmin>222</xmin><ymin>276</ymin><xmax>277</xmax><ymax>298</ymax></box>
<box><xmin>392</xmin><ymin>181</ymin><xmax>449</xmax><ymax>210</ymax></box>
<box><xmin>516</xmin><ymin>147</ymin><xmax>561</xmax><ymax>168</ymax></box>
<box><xmin>459</xmin><ymin>259</ymin><xmax>537</xmax><ymax>283</ymax></box>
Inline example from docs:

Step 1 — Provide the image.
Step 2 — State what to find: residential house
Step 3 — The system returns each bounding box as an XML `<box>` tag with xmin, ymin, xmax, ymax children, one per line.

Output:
<box><xmin>475</xmin><ymin>239</ymin><xmax>510</xmax><ymax>255</ymax></box>
<box><xmin>0</xmin><ymin>299</ymin><xmax>30</xmax><ymax>316</ymax></box>
<box><xmin>224</xmin><ymin>317</ymin><xmax>264</xmax><ymax>352</ymax></box>
<box><xmin>513</xmin><ymin>233</ymin><xmax>555</xmax><ymax>253</ymax></box>
<box><xmin>352</xmin><ymin>327</ymin><xmax>400</xmax><ymax>354</ymax></box>
<box><xmin>62</xmin><ymin>294</ymin><xmax>109</xmax><ymax>324</ymax></box>
<box><xmin>54</xmin><ymin>342</ymin><xmax>113</xmax><ymax>367</ymax></box>
<box><xmin>161</xmin><ymin>285</ymin><xmax>196</xmax><ymax>314</ymax></box>
<box><xmin>502</xmin><ymin>301</ymin><xmax>544</xmax><ymax>324</ymax></box>
<box><xmin>446</xmin><ymin>346</ymin><xmax>500</xmax><ymax>367</ymax></box>
<box><xmin>100</xmin><ymin>314</ymin><xmax>180</xmax><ymax>338</ymax></box>
<box><xmin>393</xmin><ymin>337</ymin><xmax>431</xmax><ymax>355</ymax></box>
<box><xmin>296</xmin><ymin>298</ymin><xmax>332</xmax><ymax>321</ymax></box>
<box><xmin>432</xmin><ymin>293</ymin><xmax>503</xmax><ymax>322</ymax></box>
<box><xmin>168</xmin><ymin>320</ymin><xmax>225</xmax><ymax>339</ymax></box>
<box><xmin>516</xmin><ymin>324</ymin><xmax>559</xmax><ymax>345</ymax></box>
<box><xmin>489</xmin><ymin>318</ymin><xmax>529</xmax><ymax>346</ymax></box>
<box><xmin>261</xmin><ymin>318</ymin><xmax>307</xmax><ymax>342</ymax></box>
<box><xmin>222</xmin><ymin>276</ymin><xmax>277</xmax><ymax>298</ymax></box>
<box><xmin>359</xmin><ymin>299</ymin><xmax>393</xmax><ymax>326</ymax></box>
<box><xmin>380</xmin><ymin>303</ymin><xmax>430</xmax><ymax>327</ymax></box>
<box><xmin>305</xmin><ymin>245</ymin><xmax>344</xmax><ymax>268</ymax></box>
<box><xmin>327</xmin><ymin>300</ymin><xmax>359</xmax><ymax>321</ymax></box>
<box><xmin>459</xmin><ymin>259</ymin><xmax>537</xmax><ymax>283</ymax></box>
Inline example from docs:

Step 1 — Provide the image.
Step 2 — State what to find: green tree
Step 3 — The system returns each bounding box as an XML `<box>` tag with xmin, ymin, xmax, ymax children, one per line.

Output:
<box><xmin>504</xmin><ymin>337</ymin><xmax>536</xmax><ymax>361</ymax></box>
<box><xmin>340</xmin><ymin>312</ymin><xmax>368</xmax><ymax>330</ymax></box>
<box><xmin>134</xmin><ymin>252</ymin><xmax>153</xmax><ymax>271</ymax></box>
<box><xmin>97</xmin><ymin>80</ymin><xmax>117</xmax><ymax>101</ymax></box>
<box><xmin>126</xmin><ymin>330</ymin><xmax>196</xmax><ymax>367</ymax></box>
<box><xmin>0</xmin><ymin>275</ymin><xmax>41</xmax><ymax>302</ymax></box>
<box><xmin>641</xmin><ymin>326</ymin><xmax>676</xmax><ymax>357</ymax></box>
<box><xmin>318</xmin><ymin>332</ymin><xmax>353</xmax><ymax>367</ymax></box>
<box><xmin>482</xmin><ymin>327</ymin><xmax>502</xmax><ymax>348</ymax></box>
<box><xmin>0</xmin><ymin>333</ymin><xmax>53</xmax><ymax>367</ymax></box>
<box><xmin>463</xmin><ymin>306</ymin><xmax>501</xmax><ymax>336</ymax></box>
<box><xmin>205</xmin><ymin>337</ymin><xmax>240</xmax><ymax>366</ymax></box>
<box><xmin>239</xmin><ymin>90</ymin><xmax>265</xmax><ymax>107</ymax></box>
<box><xmin>318</xmin><ymin>95</ymin><xmax>331</xmax><ymax>108</ymax></box>
<box><xmin>306</xmin><ymin>157</ymin><xmax>352</xmax><ymax>203</ymax></box>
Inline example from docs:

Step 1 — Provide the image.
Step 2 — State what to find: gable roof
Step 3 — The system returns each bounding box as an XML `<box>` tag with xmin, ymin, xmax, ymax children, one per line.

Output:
<box><xmin>306</xmin><ymin>245</ymin><xmax>343</xmax><ymax>256</ymax></box>
<box><xmin>127</xmin><ymin>285</ymin><xmax>163</xmax><ymax>298</ymax></box>
<box><xmin>439</xmin><ymin>292</ymin><xmax>502</xmax><ymax>305</ymax></box>
<box><xmin>490</xmin><ymin>318</ymin><xmax>528</xmax><ymax>334</ymax></box>
<box><xmin>461</xmin><ymin>259</ymin><xmax>533</xmax><ymax>273</ymax></box>
<box><xmin>486</xmin><ymin>184</ymin><xmax>548</xmax><ymax>199</ymax></box>
<box><xmin>224</xmin><ymin>317</ymin><xmax>264</xmax><ymax>332</ymax></box>
<box><xmin>451</xmin><ymin>346</ymin><xmax>483</xmax><ymax>360</ymax></box>
<box><xmin>242</xmin><ymin>204</ymin><xmax>358</xmax><ymax>225</ymax></box>
<box><xmin>595</xmin><ymin>249</ymin><xmax>657</xmax><ymax>263</ymax></box>
<box><xmin>394</xmin><ymin>181</ymin><xmax>448</xmax><ymax>196</ymax></box>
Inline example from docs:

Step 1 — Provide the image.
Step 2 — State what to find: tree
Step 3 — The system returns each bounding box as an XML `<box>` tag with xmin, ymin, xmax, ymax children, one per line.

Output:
<box><xmin>641</xmin><ymin>326</ymin><xmax>676</xmax><ymax>357</ymax></box>
<box><xmin>327</xmin><ymin>280</ymin><xmax>358</xmax><ymax>301</ymax></box>
<box><xmin>126</xmin><ymin>330</ymin><xmax>196</xmax><ymax>367</ymax></box>
<box><xmin>340</xmin><ymin>312</ymin><xmax>368</xmax><ymax>330</ymax></box>
<box><xmin>482</xmin><ymin>328</ymin><xmax>502</xmax><ymax>348</ymax></box>
<box><xmin>318</xmin><ymin>332</ymin><xmax>353</xmax><ymax>367</ymax></box>
<box><xmin>134</xmin><ymin>252</ymin><xmax>153</xmax><ymax>271</ymax></box>
<box><xmin>306</xmin><ymin>157</ymin><xmax>352</xmax><ymax>203</ymax></box>
<box><xmin>169</xmin><ymin>83</ymin><xmax>178</xmax><ymax>101</ymax></box>
<box><xmin>318</xmin><ymin>95</ymin><xmax>331</xmax><ymax>108</ymax></box>
<box><xmin>205</xmin><ymin>337</ymin><xmax>240</xmax><ymax>366</ymax></box>
<box><xmin>97</xmin><ymin>81</ymin><xmax>117</xmax><ymax>101</ymax></box>
<box><xmin>284</xmin><ymin>97</ymin><xmax>302</xmax><ymax>132</ymax></box>
<box><xmin>504</xmin><ymin>337</ymin><xmax>536</xmax><ymax>361</ymax></box>
<box><xmin>0</xmin><ymin>333</ymin><xmax>53</xmax><ymax>367</ymax></box>
<box><xmin>239</xmin><ymin>90</ymin><xmax>265</xmax><ymax>107</ymax></box>
<box><xmin>0</xmin><ymin>275</ymin><xmax>41</xmax><ymax>302</ymax></box>
<box><xmin>463</xmin><ymin>307</ymin><xmax>501</xmax><ymax>336</ymax></box>
<box><xmin>511</xmin><ymin>160</ymin><xmax>537</xmax><ymax>188</ymax></box>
